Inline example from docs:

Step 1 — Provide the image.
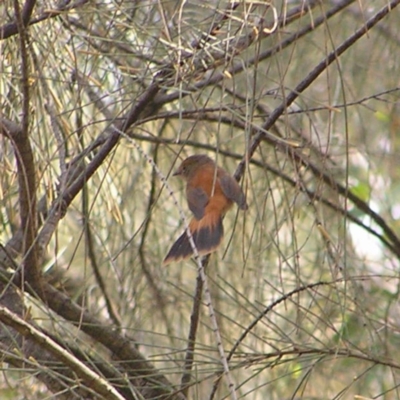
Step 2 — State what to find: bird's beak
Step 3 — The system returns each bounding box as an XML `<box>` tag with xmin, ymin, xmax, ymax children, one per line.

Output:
<box><xmin>173</xmin><ymin>169</ymin><xmax>181</xmax><ymax>176</ymax></box>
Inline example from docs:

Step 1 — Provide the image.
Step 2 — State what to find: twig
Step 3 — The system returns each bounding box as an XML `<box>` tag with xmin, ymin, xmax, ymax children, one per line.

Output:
<box><xmin>234</xmin><ymin>0</ymin><xmax>400</xmax><ymax>249</ymax></box>
<box><xmin>238</xmin><ymin>346</ymin><xmax>400</xmax><ymax>372</ymax></box>
<box><xmin>37</xmin><ymin>81</ymin><xmax>162</xmax><ymax>252</ymax></box>
<box><xmin>34</xmin><ymin>282</ymin><xmax>184</xmax><ymax>399</ymax></box>
<box><xmin>7</xmin><ymin>2</ymin><xmax>41</xmax><ymax>287</ymax></box>
<box><xmin>84</xmin><ymin>129</ymin><xmax>399</xmax><ymax>258</ymax></box>
<box><xmin>0</xmin><ymin>0</ymin><xmax>89</xmax><ymax>39</ymax></box>
<box><xmin>84</xmin><ymin>206</ymin><xmax>122</xmax><ymax>327</ymax></box>
<box><xmin>180</xmin><ymin>259</ymin><xmax>205</xmax><ymax>396</ymax></box>
<box><xmin>209</xmin><ymin>280</ymin><xmax>340</xmax><ymax>399</ymax></box>
<box><xmin>0</xmin><ymin>305</ymin><xmax>126</xmax><ymax>400</ymax></box>
<box><xmin>153</xmin><ymin>0</ymin><xmax>355</xmax><ymax>106</ymax></box>
<box><xmin>120</xmin><ymin>135</ymin><xmax>237</xmax><ymax>400</ymax></box>
<box><xmin>137</xmin><ymin>129</ymin><xmax>175</xmax><ymax>335</ymax></box>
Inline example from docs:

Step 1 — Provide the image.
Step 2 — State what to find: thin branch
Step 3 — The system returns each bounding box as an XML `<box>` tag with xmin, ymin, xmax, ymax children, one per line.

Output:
<box><xmin>7</xmin><ymin>1</ymin><xmax>41</xmax><ymax>287</ymax></box>
<box><xmin>119</xmin><ymin>133</ymin><xmax>238</xmax><ymax>399</ymax></box>
<box><xmin>0</xmin><ymin>280</ymin><xmax>97</xmax><ymax>399</ymax></box>
<box><xmin>0</xmin><ymin>0</ymin><xmax>89</xmax><ymax>39</ymax></box>
<box><xmin>180</xmin><ymin>259</ymin><xmax>205</xmax><ymax>396</ymax></box>
<box><xmin>21</xmin><ymin>0</ymin><xmax>36</xmax><ymax>26</ymax></box>
<box><xmin>118</xmin><ymin>131</ymin><xmax>399</xmax><ymax>258</ymax></box>
<box><xmin>209</xmin><ymin>279</ymin><xmax>347</xmax><ymax>399</ymax></box>
<box><xmin>234</xmin><ymin>0</ymin><xmax>400</xmax><ymax>251</ymax></box>
<box><xmin>37</xmin><ymin>81</ymin><xmax>162</xmax><ymax>252</ymax></box>
<box><xmin>153</xmin><ymin>0</ymin><xmax>356</xmax><ymax>106</ymax></box>
<box><xmin>137</xmin><ymin>130</ymin><xmax>174</xmax><ymax>334</ymax></box>
<box><xmin>0</xmin><ymin>305</ymin><xmax>126</xmax><ymax>400</ymax></box>
<box><xmin>238</xmin><ymin>347</ymin><xmax>400</xmax><ymax>372</ymax></box>
<box><xmin>36</xmin><ymin>0</ymin><xmax>354</xmax><ymax>238</ymax></box>
<box><xmin>109</xmin><ymin>122</ymin><xmax>241</xmax><ymax>397</ymax></box>
<box><xmin>190</xmin><ymin>2</ymin><xmax>241</xmax><ymax>50</ymax></box>
<box><xmin>0</xmin><ymin>266</ymin><xmax>181</xmax><ymax>399</ymax></box>
<box><xmin>0</xmin><ymin>0</ymin><xmax>37</xmax><ymax>39</ymax></box>
<box><xmin>54</xmin><ymin>0</ymin><xmax>355</xmax><ymax>178</ymax></box>
<box><xmin>37</xmin><ymin>282</ymin><xmax>185</xmax><ymax>399</ymax></box>
<box><xmin>293</xmin><ymin>151</ymin><xmax>400</xmax><ymax>258</ymax></box>
<box><xmin>84</xmin><ymin>209</ymin><xmax>122</xmax><ymax>327</ymax></box>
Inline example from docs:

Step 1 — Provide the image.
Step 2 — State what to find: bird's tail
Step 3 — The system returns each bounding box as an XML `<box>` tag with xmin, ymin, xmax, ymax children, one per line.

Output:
<box><xmin>163</xmin><ymin>212</ymin><xmax>223</xmax><ymax>265</ymax></box>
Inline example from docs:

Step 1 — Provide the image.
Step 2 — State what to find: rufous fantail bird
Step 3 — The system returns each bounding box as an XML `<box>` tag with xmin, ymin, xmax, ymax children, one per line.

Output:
<box><xmin>163</xmin><ymin>154</ymin><xmax>248</xmax><ymax>265</ymax></box>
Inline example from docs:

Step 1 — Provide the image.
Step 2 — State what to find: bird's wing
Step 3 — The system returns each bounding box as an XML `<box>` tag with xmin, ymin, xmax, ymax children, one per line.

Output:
<box><xmin>187</xmin><ymin>186</ymin><xmax>209</xmax><ymax>220</ymax></box>
<box><xmin>219</xmin><ymin>174</ymin><xmax>248</xmax><ymax>210</ymax></box>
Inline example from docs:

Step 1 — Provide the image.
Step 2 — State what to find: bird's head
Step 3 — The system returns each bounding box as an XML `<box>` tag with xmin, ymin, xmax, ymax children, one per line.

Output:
<box><xmin>173</xmin><ymin>155</ymin><xmax>214</xmax><ymax>180</ymax></box>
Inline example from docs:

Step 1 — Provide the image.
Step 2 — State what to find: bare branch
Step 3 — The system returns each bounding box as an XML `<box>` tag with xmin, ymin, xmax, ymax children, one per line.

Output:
<box><xmin>0</xmin><ymin>304</ymin><xmax>126</xmax><ymax>400</ymax></box>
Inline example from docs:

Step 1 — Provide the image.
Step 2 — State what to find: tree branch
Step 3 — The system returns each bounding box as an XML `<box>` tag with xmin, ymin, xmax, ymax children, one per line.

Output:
<box><xmin>0</xmin><ymin>305</ymin><xmax>126</xmax><ymax>400</ymax></box>
<box><xmin>234</xmin><ymin>0</ymin><xmax>400</xmax><ymax>254</ymax></box>
<box><xmin>0</xmin><ymin>0</ymin><xmax>89</xmax><ymax>39</ymax></box>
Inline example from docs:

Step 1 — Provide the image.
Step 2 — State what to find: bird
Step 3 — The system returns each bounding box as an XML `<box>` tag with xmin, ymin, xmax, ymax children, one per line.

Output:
<box><xmin>163</xmin><ymin>154</ymin><xmax>248</xmax><ymax>265</ymax></box>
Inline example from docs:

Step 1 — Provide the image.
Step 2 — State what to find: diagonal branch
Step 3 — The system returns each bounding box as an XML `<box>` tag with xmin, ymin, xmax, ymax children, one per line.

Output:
<box><xmin>0</xmin><ymin>278</ymin><xmax>103</xmax><ymax>399</ymax></box>
<box><xmin>0</xmin><ymin>0</ymin><xmax>37</xmax><ymax>39</ymax></box>
<box><xmin>37</xmin><ymin>81</ymin><xmax>162</xmax><ymax>252</ymax></box>
<box><xmin>233</xmin><ymin>0</ymin><xmax>400</xmax><ymax>254</ymax></box>
<box><xmin>0</xmin><ymin>0</ymin><xmax>88</xmax><ymax>39</ymax></box>
<box><xmin>153</xmin><ymin>0</ymin><xmax>355</xmax><ymax>106</ymax></box>
<box><xmin>39</xmin><ymin>282</ymin><xmax>185</xmax><ymax>399</ymax></box>
<box><xmin>0</xmin><ymin>305</ymin><xmax>125</xmax><ymax>400</ymax></box>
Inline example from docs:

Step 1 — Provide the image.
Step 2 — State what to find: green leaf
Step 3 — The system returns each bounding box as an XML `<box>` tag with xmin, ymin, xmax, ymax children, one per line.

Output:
<box><xmin>350</xmin><ymin>182</ymin><xmax>370</xmax><ymax>203</ymax></box>
<box><xmin>374</xmin><ymin>110</ymin><xmax>391</xmax><ymax>123</ymax></box>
